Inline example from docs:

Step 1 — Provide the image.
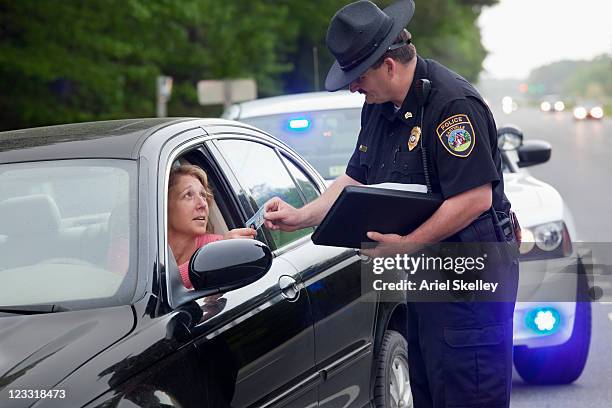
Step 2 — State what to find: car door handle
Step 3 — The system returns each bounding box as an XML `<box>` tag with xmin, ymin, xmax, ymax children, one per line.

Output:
<box><xmin>278</xmin><ymin>275</ymin><xmax>301</xmax><ymax>302</ymax></box>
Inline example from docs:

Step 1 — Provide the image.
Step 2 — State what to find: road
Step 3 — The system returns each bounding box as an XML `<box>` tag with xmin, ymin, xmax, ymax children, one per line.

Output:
<box><xmin>490</xmin><ymin>106</ymin><xmax>612</xmax><ymax>407</ymax></box>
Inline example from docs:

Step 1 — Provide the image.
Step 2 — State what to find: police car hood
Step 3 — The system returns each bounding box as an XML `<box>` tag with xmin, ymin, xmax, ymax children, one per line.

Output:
<box><xmin>504</xmin><ymin>171</ymin><xmax>576</xmax><ymax>236</ymax></box>
<box><xmin>0</xmin><ymin>305</ymin><xmax>134</xmax><ymax>398</ymax></box>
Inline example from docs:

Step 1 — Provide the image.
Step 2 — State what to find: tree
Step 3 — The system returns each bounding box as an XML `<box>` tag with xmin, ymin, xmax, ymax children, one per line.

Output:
<box><xmin>0</xmin><ymin>0</ymin><xmax>297</xmax><ymax>130</ymax></box>
<box><xmin>0</xmin><ymin>0</ymin><xmax>498</xmax><ymax>130</ymax></box>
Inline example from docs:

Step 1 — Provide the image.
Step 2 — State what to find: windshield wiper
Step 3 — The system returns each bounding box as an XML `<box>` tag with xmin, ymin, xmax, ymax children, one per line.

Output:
<box><xmin>0</xmin><ymin>304</ymin><xmax>70</xmax><ymax>314</ymax></box>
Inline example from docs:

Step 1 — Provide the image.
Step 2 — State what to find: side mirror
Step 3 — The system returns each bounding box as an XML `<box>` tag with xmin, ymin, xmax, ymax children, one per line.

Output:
<box><xmin>517</xmin><ymin>140</ymin><xmax>552</xmax><ymax>168</ymax></box>
<box><xmin>497</xmin><ymin>125</ymin><xmax>523</xmax><ymax>151</ymax></box>
<box><xmin>189</xmin><ymin>239</ymin><xmax>272</xmax><ymax>293</ymax></box>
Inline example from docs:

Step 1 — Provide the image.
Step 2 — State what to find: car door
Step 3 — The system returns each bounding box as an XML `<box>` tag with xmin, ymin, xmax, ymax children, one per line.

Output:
<box><xmin>187</xmin><ymin>137</ymin><xmax>318</xmax><ymax>408</ymax></box>
<box><xmin>272</xmin><ymin>151</ymin><xmax>379</xmax><ymax>408</ymax></box>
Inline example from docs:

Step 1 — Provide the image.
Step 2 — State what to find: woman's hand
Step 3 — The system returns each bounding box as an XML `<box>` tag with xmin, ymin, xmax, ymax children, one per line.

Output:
<box><xmin>223</xmin><ymin>227</ymin><xmax>257</xmax><ymax>240</ymax></box>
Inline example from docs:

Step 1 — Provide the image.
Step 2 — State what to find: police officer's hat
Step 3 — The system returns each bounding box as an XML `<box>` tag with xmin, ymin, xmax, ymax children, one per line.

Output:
<box><xmin>325</xmin><ymin>0</ymin><xmax>415</xmax><ymax>91</ymax></box>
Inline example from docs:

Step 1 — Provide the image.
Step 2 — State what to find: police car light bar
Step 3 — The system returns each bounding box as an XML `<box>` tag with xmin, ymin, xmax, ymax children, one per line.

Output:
<box><xmin>288</xmin><ymin>118</ymin><xmax>311</xmax><ymax>131</ymax></box>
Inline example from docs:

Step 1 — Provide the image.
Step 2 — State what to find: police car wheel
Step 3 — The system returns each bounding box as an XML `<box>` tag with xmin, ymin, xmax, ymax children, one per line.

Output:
<box><xmin>374</xmin><ymin>330</ymin><xmax>413</xmax><ymax>408</ymax></box>
<box><xmin>513</xmin><ymin>272</ymin><xmax>592</xmax><ymax>384</ymax></box>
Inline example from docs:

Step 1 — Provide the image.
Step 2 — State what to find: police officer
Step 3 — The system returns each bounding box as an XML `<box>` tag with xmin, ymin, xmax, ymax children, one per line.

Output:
<box><xmin>264</xmin><ymin>0</ymin><xmax>518</xmax><ymax>407</ymax></box>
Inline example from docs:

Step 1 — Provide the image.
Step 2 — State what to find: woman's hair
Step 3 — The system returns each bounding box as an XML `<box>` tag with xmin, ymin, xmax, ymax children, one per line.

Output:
<box><xmin>168</xmin><ymin>164</ymin><xmax>214</xmax><ymax>206</ymax></box>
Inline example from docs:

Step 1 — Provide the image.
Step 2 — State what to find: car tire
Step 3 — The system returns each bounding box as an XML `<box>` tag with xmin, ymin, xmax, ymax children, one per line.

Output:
<box><xmin>373</xmin><ymin>330</ymin><xmax>413</xmax><ymax>408</ymax></box>
<box><xmin>513</xmin><ymin>272</ymin><xmax>592</xmax><ymax>384</ymax></box>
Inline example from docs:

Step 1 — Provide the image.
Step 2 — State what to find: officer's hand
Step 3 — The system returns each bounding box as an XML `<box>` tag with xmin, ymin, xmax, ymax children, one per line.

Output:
<box><xmin>263</xmin><ymin>197</ymin><xmax>304</xmax><ymax>232</ymax></box>
<box><xmin>367</xmin><ymin>231</ymin><xmax>404</xmax><ymax>243</ymax></box>
<box><xmin>361</xmin><ymin>231</ymin><xmax>409</xmax><ymax>258</ymax></box>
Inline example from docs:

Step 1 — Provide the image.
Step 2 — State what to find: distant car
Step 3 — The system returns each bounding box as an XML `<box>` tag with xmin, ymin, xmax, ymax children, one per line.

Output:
<box><xmin>540</xmin><ymin>94</ymin><xmax>565</xmax><ymax>113</ymax></box>
<box><xmin>225</xmin><ymin>91</ymin><xmax>593</xmax><ymax>385</ymax></box>
<box><xmin>0</xmin><ymin>119</ymin><xmax>408</xmax><ymax>407</ymax></box>
<box><xmin>573</xmin><ymin>100</ymin><xmax>604</xmax><ymax>120</ymax></box>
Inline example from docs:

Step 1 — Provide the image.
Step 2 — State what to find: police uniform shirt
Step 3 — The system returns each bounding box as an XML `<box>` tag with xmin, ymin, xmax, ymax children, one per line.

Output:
<box><xmin>345</xmin><ymin>56</ymin><xmax>511</xmax><ymax>215</ymax></box>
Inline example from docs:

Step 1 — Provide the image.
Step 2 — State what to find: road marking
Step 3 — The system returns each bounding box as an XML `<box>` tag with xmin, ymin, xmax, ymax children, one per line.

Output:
<box><xmin>608</xmin><ymin>313</ymin><xmax>612</xmax><ymax>322</ymax></box>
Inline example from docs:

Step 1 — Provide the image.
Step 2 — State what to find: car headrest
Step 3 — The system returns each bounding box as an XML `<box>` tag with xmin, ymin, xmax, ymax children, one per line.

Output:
<box><xmin>0</xmin><ymin>194</ymin><xmax>61</xmax><ymax>236</ymax></box>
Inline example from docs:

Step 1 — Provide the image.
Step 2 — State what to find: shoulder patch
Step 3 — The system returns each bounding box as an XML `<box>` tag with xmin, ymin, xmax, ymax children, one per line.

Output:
<box><xmin>436</xmin><ymin>114</ymin><xmax>475</xmax><ymax>158</ymax></box>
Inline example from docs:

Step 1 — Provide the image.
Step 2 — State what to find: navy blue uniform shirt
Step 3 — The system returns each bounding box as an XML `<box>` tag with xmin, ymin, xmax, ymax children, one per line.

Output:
<box><xmin>346</xmin><ymin>56</ymin><xmax>511</xmax><ymax>215</ymax></box>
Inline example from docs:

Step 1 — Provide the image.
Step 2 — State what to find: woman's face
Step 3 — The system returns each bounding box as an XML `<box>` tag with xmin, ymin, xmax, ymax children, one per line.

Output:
<box><xmin>168</xmin><ymin>174</ymin><xmax>209</xmax><ymax>238</ymax></box>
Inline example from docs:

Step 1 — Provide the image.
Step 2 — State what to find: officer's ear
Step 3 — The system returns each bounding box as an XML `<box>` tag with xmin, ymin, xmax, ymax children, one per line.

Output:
<box><xmin>383</xmin><ymin>57</ymin><xmax>396</xmax><ymax>77</ymax></box>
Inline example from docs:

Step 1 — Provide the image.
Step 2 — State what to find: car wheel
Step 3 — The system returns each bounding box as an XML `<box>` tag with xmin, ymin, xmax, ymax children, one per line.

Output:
<box><xmin>513</xmin><ymin>273</ymin><xmax>592</xmax><ymax>384</ymax></box>
<box><xmin>374</xmin><ymin>330</ymin><xmax>413</xmax><ymax>408</ymax></box>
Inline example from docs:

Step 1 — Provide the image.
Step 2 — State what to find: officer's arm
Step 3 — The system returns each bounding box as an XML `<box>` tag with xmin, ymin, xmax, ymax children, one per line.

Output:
<box><xmin>300</xmin><ymin>174</ymin><xmax>362</xmax><ymax>227</ymax></box>
<box><xmin>406</xmin><ymin>183</ymin><xmax>492</xmax><ymax>243</ymax></box>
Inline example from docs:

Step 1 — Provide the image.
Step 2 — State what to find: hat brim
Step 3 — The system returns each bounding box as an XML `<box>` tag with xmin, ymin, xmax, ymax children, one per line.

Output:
<box><xmin>325</xmin><ymin>0</ymin><xmax>415</xmax><ymax>92</ymax></box>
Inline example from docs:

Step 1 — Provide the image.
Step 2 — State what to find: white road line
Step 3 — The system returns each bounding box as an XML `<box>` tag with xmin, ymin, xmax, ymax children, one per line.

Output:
<box><xmin>608</xmin><ymin>313</ymin><xmax>612</xmax><ymax>322</ymax></box>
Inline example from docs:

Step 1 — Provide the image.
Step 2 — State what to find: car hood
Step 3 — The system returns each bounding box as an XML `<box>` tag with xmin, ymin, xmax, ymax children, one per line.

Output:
<box><xmin>504</xmin><ymin>172</ymin><xmax>575</xmax><ymax>233</ymax></box>
<box><xmin>0</xmin><ymin>305</ymin><xmax>134</xmax><ymax>397</ymax></box>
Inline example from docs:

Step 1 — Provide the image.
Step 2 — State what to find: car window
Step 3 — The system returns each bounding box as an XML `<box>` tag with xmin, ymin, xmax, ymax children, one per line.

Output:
<box><xmin>241</xmin><ymin>108</ymin><xmax>362</xmax><ymax>179</ymax></box>
<box><xmin>0</xmin><ymin>159</ymin><xmax>137</xmax><ymax>309</ymax></box>
<box><xmin>215</xmin><ymin>139</ymin><xmax>313</xmax><ymax>249</ymax></box>
<box><xmin>281</xmin><ymin>155</ymin><xmax>320</xmax><ymax>204</ymax></box>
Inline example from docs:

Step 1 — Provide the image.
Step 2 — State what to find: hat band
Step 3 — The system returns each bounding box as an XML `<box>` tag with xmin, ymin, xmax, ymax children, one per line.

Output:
<box><xmin>339</xmin><ymin>22</ymin><xmax>394</xmax><ymax>72</ymax></box>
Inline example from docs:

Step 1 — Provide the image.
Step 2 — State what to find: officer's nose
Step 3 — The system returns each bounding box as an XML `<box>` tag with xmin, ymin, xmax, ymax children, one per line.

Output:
<box><xmin>349</xmin><ymin>81</ymin><xmax>360</xmax><ymax>93</ymax></box>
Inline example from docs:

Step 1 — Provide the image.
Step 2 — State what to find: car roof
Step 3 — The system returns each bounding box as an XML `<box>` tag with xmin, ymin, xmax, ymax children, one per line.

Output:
<box><xmin>0</xmin><ymin>118</ymin><xmax>193</xmax><ymax>163</ymax></box>
<box><xmin>230</xmin><ymin>91</ymin><xmax>365</xmax><ymax>119</ymax></box>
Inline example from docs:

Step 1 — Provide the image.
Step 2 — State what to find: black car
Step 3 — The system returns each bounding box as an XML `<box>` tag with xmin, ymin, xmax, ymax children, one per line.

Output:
<box><xmin>0</xmin><ymin>119</ymin><xmax>409</xmax><ymax>408</ymax></box>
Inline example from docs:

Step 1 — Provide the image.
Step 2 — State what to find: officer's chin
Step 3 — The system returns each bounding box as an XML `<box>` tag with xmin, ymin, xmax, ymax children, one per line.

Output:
<box><xmin>363</xmin><ymin>94</ymin><xmax>376</xmax><ymax>104</ymax></box>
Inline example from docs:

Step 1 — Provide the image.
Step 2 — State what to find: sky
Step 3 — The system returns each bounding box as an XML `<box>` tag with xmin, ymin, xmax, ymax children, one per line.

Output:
<box><xmin>478</xmin><ymin>0</ymin><xmax>612</xmax><ymax>79</ymax></box>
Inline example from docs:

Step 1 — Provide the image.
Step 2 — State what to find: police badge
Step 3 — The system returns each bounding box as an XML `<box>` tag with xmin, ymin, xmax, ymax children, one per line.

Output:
<box><xmin>408</xmin><ymin>126</ymin><xmax>421</xmax><ymax>151</ymax></box>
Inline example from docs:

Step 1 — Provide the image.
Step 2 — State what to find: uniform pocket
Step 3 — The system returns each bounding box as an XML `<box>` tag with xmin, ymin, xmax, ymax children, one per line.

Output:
<box><xmin>390</xmin><ymin>151</ymin><xmax>424</xmax><ymax>184</ymax></box>
<box><xmin>443</xmin><ymin>324</ymin><xmax>508</xmax><ymax>407</ymax></box>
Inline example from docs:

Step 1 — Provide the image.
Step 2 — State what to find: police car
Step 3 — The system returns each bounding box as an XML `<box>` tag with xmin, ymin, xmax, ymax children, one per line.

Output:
<box><xmin>224</xmin><ymin>91</ymin><xmax>592</xmax><ymax>385</ymax></box>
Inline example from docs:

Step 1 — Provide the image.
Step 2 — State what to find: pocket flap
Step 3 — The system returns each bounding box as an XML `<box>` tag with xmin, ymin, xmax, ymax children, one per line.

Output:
<box><xmin>444</xmin><ymin>324</ymin><xmax>504</xmax><ymax>348</ymax></box>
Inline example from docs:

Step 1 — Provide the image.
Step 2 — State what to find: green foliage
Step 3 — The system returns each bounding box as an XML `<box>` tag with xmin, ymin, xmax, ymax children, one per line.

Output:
<box><xmin>0</xmin><ymin>0</ymin><xmax>497</xmax><ymax>130</ymax></box>
<box><xmin>0</xmin><ymin>0</ymin><xmax>297</xmax><ymax>130</ymax></box>
<box><xmin>527</xmin><ymin>55</ymin><xmax>612</xmax><ymax>103</ymax></box>
<box><xmin>279</xmin><ymin>0</ymin><xmax>496</xmax><ymax>93</ymax></box>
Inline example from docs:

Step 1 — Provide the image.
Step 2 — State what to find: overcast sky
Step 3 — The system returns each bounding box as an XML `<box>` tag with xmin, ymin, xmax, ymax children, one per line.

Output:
<box><xmin>478</xmin><ymin>0</ymin><xmax>612</xmax><ymax>79</ymax></box>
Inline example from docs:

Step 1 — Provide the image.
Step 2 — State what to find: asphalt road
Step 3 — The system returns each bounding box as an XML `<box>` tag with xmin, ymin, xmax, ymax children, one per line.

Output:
<box><xmin>489</xmin><ymin>106</ymin><xmax>612</xmax><ymax>407</ymax></box>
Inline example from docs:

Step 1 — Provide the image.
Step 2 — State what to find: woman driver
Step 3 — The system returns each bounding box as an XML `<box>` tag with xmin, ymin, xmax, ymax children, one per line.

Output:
<box><xmin>168</xmin><ymin>164</ymin><xmax>256</xmax><ymax>289</ymax></box>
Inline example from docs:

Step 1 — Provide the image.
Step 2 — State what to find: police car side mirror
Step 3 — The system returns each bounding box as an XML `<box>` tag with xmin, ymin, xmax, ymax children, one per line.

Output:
<box><xmin>517</xmin><ymin>140</ymin><xmax>552</xmax><ymax>168</ymax></box>
<box><xmin>497</xmin><ymin>125</ymin><xmax>523</xmax><ymax>151</ymax></box>
<box><xmin>188</xmin><ymin>239</ymin><xmax>272</xmax><ymax>292</ymax></box>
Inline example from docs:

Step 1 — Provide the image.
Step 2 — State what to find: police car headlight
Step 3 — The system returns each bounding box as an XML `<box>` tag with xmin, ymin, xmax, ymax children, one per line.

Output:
<box><xmin>519</xmin><ymin>228</ymin><xmax>535</xmax><ymax>254</ymax></box>
<box><xmin>534</xmin><ymin>221</ymin><xmax>564</xmax><ymax>251</ymax></box>
<box><xmin>520</xmin><ymin>221</ymin><xmax>572</xmax><ymax>260</ymax></box>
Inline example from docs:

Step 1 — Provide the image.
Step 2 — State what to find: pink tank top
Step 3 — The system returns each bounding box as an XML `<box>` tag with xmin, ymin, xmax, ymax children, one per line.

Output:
<box><xmin>179</xmin><ymin>234</ymin><xmax>223</xmax><ymax>289</ymax></box>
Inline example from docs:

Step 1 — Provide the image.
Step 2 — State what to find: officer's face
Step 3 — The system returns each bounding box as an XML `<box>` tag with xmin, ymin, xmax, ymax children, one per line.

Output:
<box><xmin>349</xmin><ymin>65</ymin><xmax>390</xmax><ymax>104</ymax></box>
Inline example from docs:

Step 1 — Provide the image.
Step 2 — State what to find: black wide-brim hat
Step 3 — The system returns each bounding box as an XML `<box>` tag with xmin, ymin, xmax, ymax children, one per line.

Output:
<box><xmin>325</xmin><ymin>0</ymin><xmax>415</xmax><ymax>91</ymax></box>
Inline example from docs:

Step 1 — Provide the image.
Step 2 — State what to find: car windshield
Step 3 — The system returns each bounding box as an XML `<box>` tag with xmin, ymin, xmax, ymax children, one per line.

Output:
<box><xmin>0</xmin><ymin>159</ymin><xmax>137</xmax><ymax>310</ymax></box>
<box><xmin>242</xmin><ymin>108</ymin><xmax>361</xmax><ymax>179</ymax></box>
<box><xmin>243</xmin><ymin>107</ymin><xmax>514</xmax><ymax>178</ymax></box>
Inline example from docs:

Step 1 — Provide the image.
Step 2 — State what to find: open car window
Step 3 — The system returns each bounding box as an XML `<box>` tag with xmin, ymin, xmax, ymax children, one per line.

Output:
<box><xmin>0</xmin><ymin>159</ymin><xmax>137</xmax><ymax>309</ymax></box>
<box><xmin>215</xmin><ymin>139</ymin><xmax>315</xmax><ymax>250</ymax></box>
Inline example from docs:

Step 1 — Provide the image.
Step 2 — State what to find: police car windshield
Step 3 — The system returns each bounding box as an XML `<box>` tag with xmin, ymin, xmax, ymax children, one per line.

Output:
<box><xmin>242</xmin><ymin>108</ymin><xmax>362</xmax><ymax>179</ymax></box>
<box><xmin>243</xmin><ymin>108</ymin><xmax>515</xmax><ymax>179</ymax></box>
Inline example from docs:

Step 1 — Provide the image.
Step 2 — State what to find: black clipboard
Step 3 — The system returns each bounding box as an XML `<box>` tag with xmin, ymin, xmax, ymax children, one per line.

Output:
<box><xmin>311</xmin><ymin>185</ymin><xmax>443</xmax><ymax>248</ymax></box>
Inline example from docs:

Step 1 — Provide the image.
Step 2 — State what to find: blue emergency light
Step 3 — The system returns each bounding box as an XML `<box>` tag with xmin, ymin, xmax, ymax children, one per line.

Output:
<box><xmin>525</xmin><ymin>307</ymin><xmax>561</xmax><ymax>335</ymax></box>
<box><xmin>287</xmin><ymin>117</ymin><xmax>311</xmax><ymax>131</ymax></box>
